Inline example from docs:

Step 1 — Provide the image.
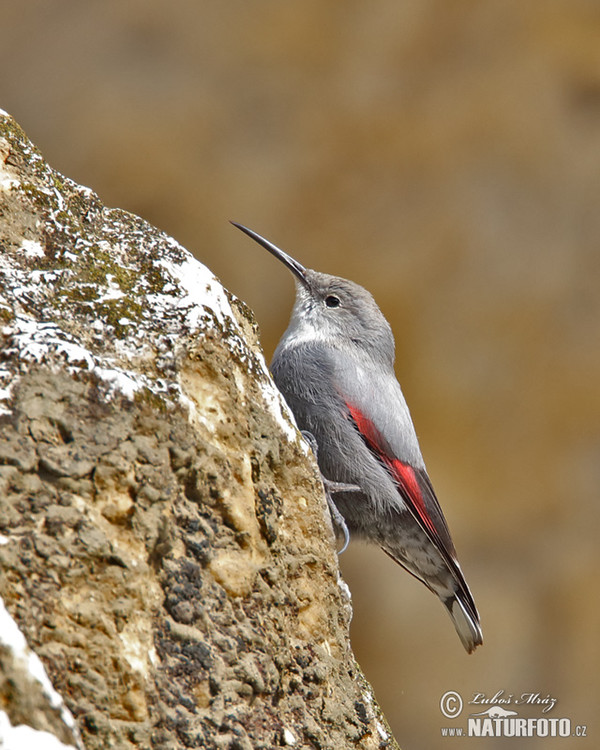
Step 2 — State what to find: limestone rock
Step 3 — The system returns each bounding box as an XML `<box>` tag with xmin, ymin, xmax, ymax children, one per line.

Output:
<box><xmin>0</xmin><ymin>111</ymin><xmax>398</xmax><ymax>750</ymax></box>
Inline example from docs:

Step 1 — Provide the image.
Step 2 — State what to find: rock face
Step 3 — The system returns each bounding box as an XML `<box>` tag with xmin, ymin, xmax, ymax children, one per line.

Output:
<box><xmin>0</xmin><ymin>111</ymin><xmax>398</xmax><ymax>750</ymax></box>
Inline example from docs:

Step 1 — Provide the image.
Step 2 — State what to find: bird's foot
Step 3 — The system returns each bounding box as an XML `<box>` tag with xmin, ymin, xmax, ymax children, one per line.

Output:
<box><xmin>300</xmin><ymin>430</ymin><xmax>361</xmax><ymax>555</ymax></box>
<box><xmin>323</xmin><ymin>485</ymin><xmax>351</xmax><ymax>554</ymax></box>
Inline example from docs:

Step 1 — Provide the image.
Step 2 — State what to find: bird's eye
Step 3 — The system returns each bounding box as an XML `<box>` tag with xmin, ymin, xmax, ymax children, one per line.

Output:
<box><xmin>325</xmin><ymin>295</ymin><xmax>341</xmax><ymax>308</ymax></box>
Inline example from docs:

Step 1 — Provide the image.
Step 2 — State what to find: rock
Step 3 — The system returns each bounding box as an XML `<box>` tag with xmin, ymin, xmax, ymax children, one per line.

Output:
<box><xmin>0</xmin><ymin>110</ymin><xmax>398</xmax><ymax>749</ymax></box>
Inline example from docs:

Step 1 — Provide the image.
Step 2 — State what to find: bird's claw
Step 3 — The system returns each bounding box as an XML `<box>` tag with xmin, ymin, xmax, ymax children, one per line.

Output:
<box><xmin>300</xmin><ymin>430</ymin><xmax>359</xmax><ymax>554</ymax></box>
<box><xmin>300</xmin><ymin>430</ymin><xmax>319</xmax><ymax>456</ymax></box>
<box><xmin>323</xmin><ymin>487</ymin><xmax>350</xmax><ymax>554</ymax></box>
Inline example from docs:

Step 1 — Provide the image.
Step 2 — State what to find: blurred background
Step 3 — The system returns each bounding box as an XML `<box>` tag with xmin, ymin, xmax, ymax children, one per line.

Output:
<box><xmin>2</xmin><ymin>1</ymin><xmax>599</xmax><ymax>747</ymax></box>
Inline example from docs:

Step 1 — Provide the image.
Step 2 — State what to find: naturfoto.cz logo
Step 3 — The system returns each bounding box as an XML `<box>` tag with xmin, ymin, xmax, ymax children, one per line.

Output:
<box><xmin>439</xmin><ymin>690</ymin><xmax>587</xmax><ymax>739</ymax></box>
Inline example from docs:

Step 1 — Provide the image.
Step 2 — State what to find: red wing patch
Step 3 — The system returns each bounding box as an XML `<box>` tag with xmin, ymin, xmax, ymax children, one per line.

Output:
<box><xmin>345</xmin><ymin>401</ymin><xmax>479</xmax><ymax>625</ymax></box>
<box><xmin>345</xmin><ymin>401</ymin><xmax>381</xmax><ymax>451</ymax></box>
<box><xmin>386</xmin><ymin>459</ymin><xmax>437</xmax><ymax>538</ymax></box>
<box><xmin>345</xmin><ymin>401</ymin><xmax>437</xmax><ymax>538</ymax></box>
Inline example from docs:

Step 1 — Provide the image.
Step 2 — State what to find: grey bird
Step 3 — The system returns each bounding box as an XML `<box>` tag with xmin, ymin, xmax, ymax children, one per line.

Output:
<box><xmin>233</xmin><ymin>222</ymin><xmax>483</xmax><ymax>653</ymax></box>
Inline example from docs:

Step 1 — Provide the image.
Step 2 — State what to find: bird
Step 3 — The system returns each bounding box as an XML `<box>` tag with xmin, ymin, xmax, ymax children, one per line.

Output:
<box><xmin>232</xmin><ymin>222</ymin><xmax>483</xmax><ymax>653</ymax></box>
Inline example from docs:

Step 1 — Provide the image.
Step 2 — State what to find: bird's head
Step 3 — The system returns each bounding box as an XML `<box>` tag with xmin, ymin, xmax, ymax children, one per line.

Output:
<box><xmin>232</xmin><ymin>222</ymin><xmax>395</xmax><ymax>365</ymax></box>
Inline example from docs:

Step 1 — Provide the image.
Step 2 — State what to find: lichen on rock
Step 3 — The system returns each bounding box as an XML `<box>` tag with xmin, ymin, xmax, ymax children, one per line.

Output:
<box><xmin>0</xmin><ymin>111</ymin><xmax>398</xmax><ymax>749</ymax></box>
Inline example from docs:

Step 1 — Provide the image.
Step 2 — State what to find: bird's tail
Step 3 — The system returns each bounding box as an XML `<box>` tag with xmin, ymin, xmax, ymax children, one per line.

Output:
<box><xmin>381</xmin><ymin>544</ymin><xmax>483</xmax><ymax>653</ymax></box>
<box><xmin>443</xmin><ymin>593</ymin><xmax>483</xmax><ymax>654</ymax></box>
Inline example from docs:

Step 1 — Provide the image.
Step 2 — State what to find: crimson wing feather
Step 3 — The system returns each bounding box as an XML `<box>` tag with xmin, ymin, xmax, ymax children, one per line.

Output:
<box><xmin>345</xmin><ymin>401</ymin><xmax>478</xmax><ymax>609</ymax></box>
<box><xmin>345</xmin><ymin>402</ymin><xmax>452</xmax><ymax>547</ymax></box>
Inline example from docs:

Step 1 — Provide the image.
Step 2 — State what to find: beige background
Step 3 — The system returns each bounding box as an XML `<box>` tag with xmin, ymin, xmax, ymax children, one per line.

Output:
<box><xmin>2</xmin><ymin>2</ymin><xmax>599</xmax><ymax>747</ymax></box>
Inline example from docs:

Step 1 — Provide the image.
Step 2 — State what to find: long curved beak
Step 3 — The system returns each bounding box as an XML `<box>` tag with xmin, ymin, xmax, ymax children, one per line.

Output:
<box><xmin>231</xmin><ymin>222</ymin><xmax>309</xmax><ymax>287</ymax></box>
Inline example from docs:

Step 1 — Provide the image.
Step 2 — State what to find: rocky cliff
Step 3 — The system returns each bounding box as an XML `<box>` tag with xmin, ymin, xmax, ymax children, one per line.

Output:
<box><xmin>0</xmin><ymin>111</ymin><xmax>397</xmax><ymax>750</ymax></box>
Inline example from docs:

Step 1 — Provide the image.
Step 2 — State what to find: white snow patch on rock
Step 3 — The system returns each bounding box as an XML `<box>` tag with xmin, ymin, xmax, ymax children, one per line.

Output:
<box><xmin>0</xmin><ymin>176</ymin><xmax>20</xmax><ymax>192</ymax></box>
<box><xmin>0</xmin><ymin>714</ymin><xmax>76</xmax><ymax>750</ymax></box>
<box><xmin>376</xmin><ymin>720</ymin><xmax>389</xmax><ymax>740</ymax></box>
<box><xmin>253</xmin><ymin>349</ymin><xmax>300</xmax><ymax>444</ymax></box>
<box><xmin>157</xmin><ymin>255</ymin><xmax>234</xmax><ymax>329</ymax></box>
<box><xmin>0</xmin><ymin>156</ymin><xmax>298</xmax><ymax>445</ymax></box>
<box><xmin>0</xmin><ymin>599</ymin><xmax>79</xmax><ymax>739</ymax></box>
<box><xmin>337</xmin><ymin>575</ymin><xmax>352</xmax><ymax>603</ymax></box>
<box><xmin>20</xmin><ymin>240</ymin><xmax>45</xmax><ymax>258</ymax></box>
<box><xmin>0</xmin><ymin>316</ymin><xmax>154</xmax><ymax>405</ymax></box>
<box><xmin>95</xmin><ymin>274</ymin><xmax>125</xmax><ymax>302</ymax></box>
